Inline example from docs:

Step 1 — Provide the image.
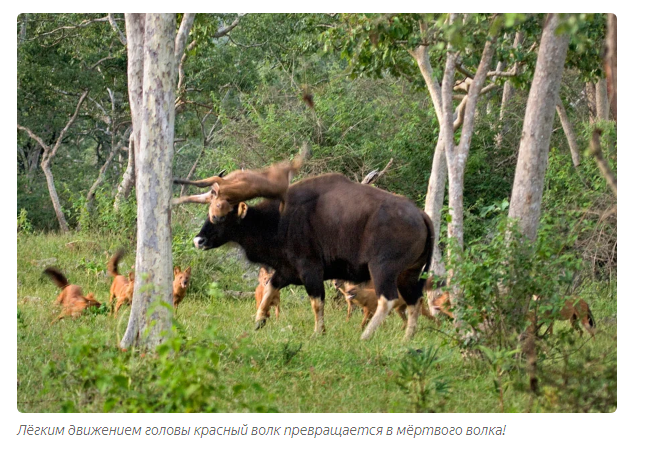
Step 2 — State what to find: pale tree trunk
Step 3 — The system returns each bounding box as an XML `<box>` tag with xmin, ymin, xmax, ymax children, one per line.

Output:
<box><xmin>410</xmin><ymin>43</ymin><xmax>446</xmax><ymax>275</ymax></box>
<box><xmin>595</xmin><ymin>78</ymin><xmax>609</xmax><ymax>121</ymax></box>
<box><xmin>17</xmin><ymin>89</ymin><xmax>89</xmax><ymax>232</ymax></box>
<box><xmin>114</xmin><ymin>132</ymin><xmax>136</xmax><ymax>210</ymax></box>
<box><xmin>507</xmin><ymin>14</ymin><xmax>569</xmax><ymax>394</ymax></box>
<box><xmin>497</xmin><ymin>31</ymin><xmax>524</xmax><ymax>149</ymax></box>
<box><xmin>120</xmin><ymin>13</ymin><xmax>195</xmax><ymax>350</ymax></box>
<box><xmin>114</xmin><ymin>14</ymin><xmax>145</xmax><ymax>212</ymax></box>
<box><xmin>605</xmin><ymin>14</ymin><xmax>617</xmax><ymax>122</ymax></box>
<box><xmin>555</xmin><ymin>97</ymin><xmax>580</xmax><ymax>167</ymax></box>
<box><xmin>508</xmin><ymin>14</ymin><xmax>569</xmax><ymax>242</ymax></box>
<box><xmin>444</xmin><ymin>39</ymin><xmax>496</xmax><ymax>252</ymax></box>
<box><xmin>586</xmin><ymin>82</ymin><xmax>597</xmax><ymax>124</ymax></box>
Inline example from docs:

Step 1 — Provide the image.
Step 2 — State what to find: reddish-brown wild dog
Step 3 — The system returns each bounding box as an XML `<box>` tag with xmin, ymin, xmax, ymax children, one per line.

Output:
<box><xmin>255</xmin><ymin>266</ymin><xmax>280</xmax><ymax>319</ymax></box>
<box><xmin>108</xmin><ymin>249</ymin><xmax>134</xmax><ymax>317</ymax></box>
<box><xmin>43</xmin><ymin>267</ymin><xmax>101</xmax><ymax>324</ymax></box>
<box><xmin>173</xmin><ymin>266</ymin><xmax>192</xmax><ymax>309</ymax></box>
<box><xmin>336</xmin><ymin>280</ymin><xmax>434</xmax><ymax>329</ymax></box>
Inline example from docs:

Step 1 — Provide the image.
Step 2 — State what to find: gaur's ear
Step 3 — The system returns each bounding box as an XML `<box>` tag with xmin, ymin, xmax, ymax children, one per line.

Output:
<box><xmin>174</xmin><ymin>266</ymin><xmax>181</xmax><ymax>275</ymax></box>
<box><xmin>211</xmin><ymin>182</ymin><xmax>220</xmax><ymax>198</ymax></box>
<box><xmin>237</xmin><ymin>202</ymin><xmax>248</xmax><ymax>219</ymax></box>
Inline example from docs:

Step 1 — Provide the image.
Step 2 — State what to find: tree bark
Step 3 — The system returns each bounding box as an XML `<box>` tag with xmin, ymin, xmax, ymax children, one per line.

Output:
<box><xmin>508</xmin><ymin>13</ymin><xmax>570</xmax><ymax>242</ymax></box>
<box><xmin>595</xmin><ymin>78</ymin><xmax>609</xmax><ymax>121</ymax></box>
<box><xmin>555</xmin><ymin>97</ymin><xmax>580</xmax><ymax>167</ymax></box>
<box><xmin>445</xmin><ymin>39</ymin><xmax>496</xmax><ymax>251</ymax></box>
<box><xmin>121</xmin><ymin>13</ymin><xmax>195</xmax><ymax>350</ymax></box>
<box><xmin>605</xmin><ymin>14</ymin><xmax>617</xmax><ymax>122</ymax></box>
<box><xmin>586</xmin><ymin>82</ymin><xmax>597</xmax><ymax>124</ymax></box>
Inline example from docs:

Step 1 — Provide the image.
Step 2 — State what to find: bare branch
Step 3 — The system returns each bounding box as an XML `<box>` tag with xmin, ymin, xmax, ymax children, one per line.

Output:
<box><xmin>108</xmin><ymin>13</ymin><xmax>127</xmax><ymax>45</ymax></box>
<box><xmin>47</xmin><ymin>89</ymin><xmax>90</xmax><ymax>163</ymax></box>
<box><xmin>17</xmin><ymin>125</ymin><xmax>49</xmax><ymax>153</ymax></box>
<box><xmin>88</xmin><ymin>55</ymin><xmax>117</xmax><ymax>70</ymax></box>
<box><xmin>175</xmin><ymin>13</ymin><xmax>196</xmax><ymax>64</ymax></box>
<box><xmin>29</xmin><ymin>16</ymin><xmax>109</xmax><ymax>40</ymax></box>
<box><xmin>214</xmin><ymin>15</ymin><xmax>243</xmax><ymax>38</ymax></box>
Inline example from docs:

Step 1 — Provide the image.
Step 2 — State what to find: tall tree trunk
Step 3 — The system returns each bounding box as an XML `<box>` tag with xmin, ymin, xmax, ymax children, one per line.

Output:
<box><xmin>445</xmin><ymin>39</ymin><xmax>496</xmax><ymax>252</ymax></box>
<box><xmin>605</xmin><ymin>14</ymin><xmax>617</xmax><ymax>122</ymax></box>
<box><xmin>410</xmin><ymin>43</ymin><xmax>445</xmax><ymax>275</ymax></box>
<box><xmin>595</xmin><ymin>78</ymin><xmax>609</xmax><ymax>121</ymax></box>
<box><xmin>555</xmin><ymin>98</ymin><xmax>580</xmax><ymax>167</ymax></box>
<box><xmin>121</xmin><ymin>13</ymin><xmax>195</xmax><ymax>350</ymax></box>
<box><xmin>508</xmin><ymin>14</ymin><xmax>569</xmax><ymax>242</ymax></box>
<box><xmin>507</xmin><ymin>14</ymin><xmax>569</xmax><ymax>394</ymax></box>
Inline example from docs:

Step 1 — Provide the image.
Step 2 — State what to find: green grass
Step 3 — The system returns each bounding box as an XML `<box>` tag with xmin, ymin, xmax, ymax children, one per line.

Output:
<box><xmin>17</xmin><ymin>231</ymin><xmax>617</xmax><ymax>413</ymax></box>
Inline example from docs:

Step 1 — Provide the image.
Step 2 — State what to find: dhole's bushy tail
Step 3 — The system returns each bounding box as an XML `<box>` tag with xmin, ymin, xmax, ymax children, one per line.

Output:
<box><xmin>108</xmin><ymin>249</ymin><xmax>126</xmax><ymax>277</ymax></box>
<box><xmin>43</xmin><ymin>267</ymin><xmax>69</xmax><ymax>289</ymax></box>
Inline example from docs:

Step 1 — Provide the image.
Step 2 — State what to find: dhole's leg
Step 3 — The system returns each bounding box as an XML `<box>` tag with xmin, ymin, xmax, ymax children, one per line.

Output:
<box><xmin>346</xmin><ymin>299</ymin><xmax>353</xmax><ymax>321</ymax></box>
<box><xmin>54</xmin><ymin>290</ymin><xmax>65</xmax><ymax>306</ymax></box>
<box><xmin>255</xmin><ymin>283</ymin><xmax>279</xmax><ymax>329</ymax></box>
<box><xmin>274</xmin><ymin>295</ymin><xmax>281</xmax><ymax>319</ymax></box>
<box><xmin>113</xmin><ymin>299</ymin><xmax>124</xmax><ymax>317</ymax></box>
<box><xmin>360</xmin><ymin>306</ymin><xmax>372</xmax><ymax>329</ymax></box>
<box><xmin>396</xmin><ymin>304</ymin><xmax>408</xmax><ymax>330</ymax></box>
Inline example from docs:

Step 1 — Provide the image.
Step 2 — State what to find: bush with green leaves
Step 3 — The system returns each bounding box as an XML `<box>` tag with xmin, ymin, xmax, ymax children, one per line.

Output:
<box><xmin>446</xmin><ymin>217</ymin><xmax>585</xmax><ymax>349</ymax></box>
<box><xmin>41</xmin><ymin>324</ymin><xmax>277</xmax><ymax>413</ymax></box>
<box><xmin>394</xmin><ymin>346</ymin><xmax>449</xmax><ymax>413</ymax></box>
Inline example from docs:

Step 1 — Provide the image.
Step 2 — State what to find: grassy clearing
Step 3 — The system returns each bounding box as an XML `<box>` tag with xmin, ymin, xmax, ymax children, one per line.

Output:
<box><xmin>17</xmin><ymin>231</ymin><xmax>616</xmax><ymax>413</ymax></box>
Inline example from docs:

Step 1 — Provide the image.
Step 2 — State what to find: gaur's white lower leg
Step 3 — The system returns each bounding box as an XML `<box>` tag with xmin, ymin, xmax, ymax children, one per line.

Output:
<box><xmin>310</xmin><ymin>297</ymin><xmax>325</xmax><ymax>334</ymax></box>
<box><xmin>361</xmin><ymin>295</ymin><xmax>396</xmax><ymax>340</ymax></box>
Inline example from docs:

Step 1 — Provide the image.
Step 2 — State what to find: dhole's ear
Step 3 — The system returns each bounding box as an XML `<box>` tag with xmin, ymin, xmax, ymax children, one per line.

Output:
<box><xmin>86</xmin><ymin>292</ymin><xmax>95</xmax><ymax>299</ymax></box>
<box><xmin>237</xmin><ymin>202</ymin><xmax>248</xmax><ymax>219</ymax></box>
<box><xmin>174</xmin><ymin>266</ymin><xmax>181</xmax><ymax>275</ymax></box>
<box><xmin>129</xmin><ymin>272</ymin><xmax>135</xmax><ymax>281</ymax></box>
<box><xmin>185</xmin><ymin>266</ymin><xmax>191</xmax><ymax>275</ymax></box>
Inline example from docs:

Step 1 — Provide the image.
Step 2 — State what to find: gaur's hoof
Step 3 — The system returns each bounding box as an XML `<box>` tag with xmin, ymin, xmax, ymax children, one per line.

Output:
<box><xmin>255</xmin><ymin>319</ymin><xmax>267</xmax><ymax>330</ymax></box>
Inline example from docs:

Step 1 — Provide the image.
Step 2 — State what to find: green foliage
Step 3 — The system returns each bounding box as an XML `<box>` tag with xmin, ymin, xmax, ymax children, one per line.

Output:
<box><xmin>394</xmin><ymin>346</ymin><xmax>449</xmax><ymax>413</ymax></box>
<box><xmin>447</xmin><ymin>218</ymin><xmax>584</xmax><ymax>347</ymax></box>
<box><xmin>72</xmin><ymin>186</ymin><xmax>137</xmax><ymax>236</ymax></box>
<box><xmin>17</xmin><ymin>208</ymin><xmax>34</xmax><ymax>235</ymax></box>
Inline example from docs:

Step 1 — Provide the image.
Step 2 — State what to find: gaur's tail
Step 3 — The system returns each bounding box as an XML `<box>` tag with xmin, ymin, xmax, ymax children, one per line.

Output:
<box><xmin>418</xmin><ymin>212</ymin><xmax>435</xmax><ymax>294</ymax></box>
<box><xmin>108</xmin><ymin>249</ymin><xmax>126</xmax><ymax>277</ymax></box>
<box><xmin>43</xmin><ymin>267</ymin><xmax>69</xmax><ymax>290</ymax></box>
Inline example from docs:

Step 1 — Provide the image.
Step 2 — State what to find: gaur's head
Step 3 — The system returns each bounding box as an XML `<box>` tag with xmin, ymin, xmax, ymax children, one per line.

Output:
<box><xmin>193</xmin><ymin>202</ymin><xmax>249</xmax><ymax>250</ymax></box>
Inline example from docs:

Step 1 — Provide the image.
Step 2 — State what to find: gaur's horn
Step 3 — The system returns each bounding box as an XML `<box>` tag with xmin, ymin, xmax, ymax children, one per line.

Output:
<box><xmin>171</xmin><ymin>191</ymin><xmax>212</xmax><ymax>205</ymax></box>
<box><xmin>173</xmin><ymin>171</ymin><xmax>225</xmax><ymax>188</ymax></box>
